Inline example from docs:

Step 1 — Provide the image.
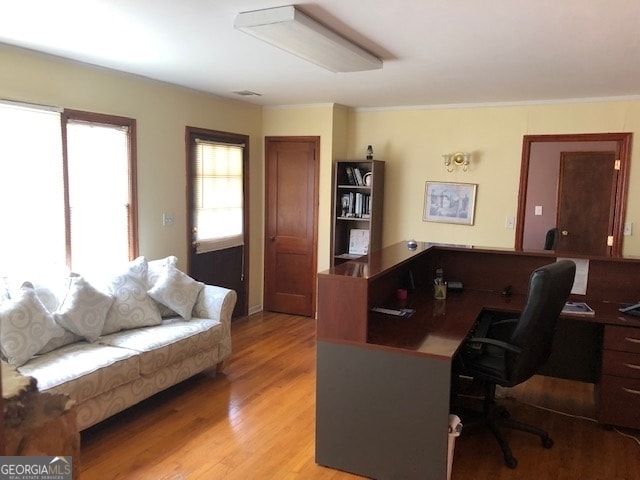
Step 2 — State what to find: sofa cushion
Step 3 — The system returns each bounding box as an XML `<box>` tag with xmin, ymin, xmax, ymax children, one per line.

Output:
<box><xmin>102</xmin><ymin>256</ymin><xmax>161</xmax><ymax>335</ymax></box>
<box><xmin>18</xmin><ymin>341</ymin><xmax>140</xmax><ymax>404</ymax></box>
<box><xmin>147</xmin><ymin>256</ymin><xmax>179</xmax><ymax>317</ymax></box>
<box><xmin>37</xmin><ymin>329</ymin><xmax>83</xmax><ymax>355</ymax></box>
<box><xmin>147</xmin><ymin>265</ymin><xmax>204</xmax><ymax>320</ymax></box>
<box><xmin>98</xmin><ymin>317</ymin><xmax>222</xmax><ymax>375</ymax></box>
<box><xmin>0</xmin><ymin>283</ymin><xmax>65</xmax><ymax>366</ymax></box>
<box><xmin>54</xmin><ymin>274</ymin><xmax>114</xmax><ymax>342</ymax></box>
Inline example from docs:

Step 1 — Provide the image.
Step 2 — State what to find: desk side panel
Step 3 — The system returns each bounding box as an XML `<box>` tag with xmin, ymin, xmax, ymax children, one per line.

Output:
<box><xmin>316</xmin><ymin>341</ymin><xmax>450</xmax><ymax>480</ymax></box>
<box><xmin>317</xmin><ymin>274</ymin><xmax>369</xmax><ymax>342</ymax></box>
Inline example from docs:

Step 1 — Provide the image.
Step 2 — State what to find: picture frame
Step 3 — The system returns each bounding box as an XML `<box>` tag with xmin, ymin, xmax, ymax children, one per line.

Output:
<box><xmin>423</xmin><ymin>181</ymin><xmax>477</xmax><ymax>225</ymax></box>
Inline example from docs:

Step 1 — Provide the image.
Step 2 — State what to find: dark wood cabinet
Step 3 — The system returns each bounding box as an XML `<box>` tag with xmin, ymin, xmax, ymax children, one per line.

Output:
<box><xmin>331</xmin><ymin>160</ymin><xmax>384</xmax><ymax>266</ymax></box>
<box><xmin>599</xmin><ymin>324</ymin><xmax>640</xmax><ymax>428</ymax></box>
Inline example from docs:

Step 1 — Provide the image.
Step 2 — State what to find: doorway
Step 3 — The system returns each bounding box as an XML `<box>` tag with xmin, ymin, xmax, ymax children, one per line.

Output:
<box><xmin>186</xmin><ymin>127</ymin><xmax>249</xmax><ymax>319</ymax></box>
<box><xmin>264</xmin><ymin>136</ymin><xmax>319</xmax><ymax>316</ymax></box>
<box><xmin>516</xmin><ymin>132</ymin><xmax>631</xmax><ymax>257</ymax></box>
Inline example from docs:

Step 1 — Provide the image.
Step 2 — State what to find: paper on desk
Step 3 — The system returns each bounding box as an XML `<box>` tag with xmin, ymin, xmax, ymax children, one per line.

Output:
<box><xmin>557</xmin><ymin>257</ymin><xmax>588</xmax><ymax>295</ymax></box>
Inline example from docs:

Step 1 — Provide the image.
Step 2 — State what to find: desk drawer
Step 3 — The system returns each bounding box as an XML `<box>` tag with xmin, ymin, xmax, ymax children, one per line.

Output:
<box><xmin>598</xmin><ymin>374</ymin><xmax>640</xmax><ymax>429</ymax></box>
<box><xmin>602</xmin><ymin>350</ymin><xmax>640</xmax><ymax>379</ymax></box>
<box><xmin>604</xmin><ymin>325</ymin><xmax>640</xmax><ymax>354</ymax></box>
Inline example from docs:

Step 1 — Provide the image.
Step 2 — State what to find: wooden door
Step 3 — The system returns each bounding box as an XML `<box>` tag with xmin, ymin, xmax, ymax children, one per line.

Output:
<box><xmin>555</xmin><ymin>152</ymin><xmax>617</xmax><ymax>256</ymax></box>
<box><xmin>264</xmin><ymin>137</ymin><xmax>319</xmax><ymax>316</ymax></box>
<box><xmin>186</xmin><ymin>127</ymin><xmax>248</xmax><ymax>319</ymax></box>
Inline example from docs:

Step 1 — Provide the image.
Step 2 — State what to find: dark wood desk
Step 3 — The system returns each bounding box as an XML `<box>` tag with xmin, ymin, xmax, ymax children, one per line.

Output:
<box><xmin>315</xmin><ymin>242</ymin><xmax>640</xmax><ymax>480</ymax></box>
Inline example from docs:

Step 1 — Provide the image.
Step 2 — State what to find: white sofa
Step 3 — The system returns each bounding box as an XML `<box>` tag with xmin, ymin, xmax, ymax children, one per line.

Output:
<box><xmin>0</xmin><ymin>256</ymin><xmax>236</xmax><ymax>431</ymax></box>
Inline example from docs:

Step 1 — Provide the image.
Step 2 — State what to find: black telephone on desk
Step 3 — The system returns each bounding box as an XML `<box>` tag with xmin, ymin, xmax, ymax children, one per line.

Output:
<box><xmin>619</xmin><ymin>303</ymin><xmax>640</xmax><ymax>316</ymax></box>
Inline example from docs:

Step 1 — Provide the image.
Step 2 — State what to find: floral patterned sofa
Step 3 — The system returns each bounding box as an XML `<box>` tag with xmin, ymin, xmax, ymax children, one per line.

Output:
<box><xmin>0</xmin><ymin>256</ymin><xmax>236</xmax><ymax>431</ymax></box>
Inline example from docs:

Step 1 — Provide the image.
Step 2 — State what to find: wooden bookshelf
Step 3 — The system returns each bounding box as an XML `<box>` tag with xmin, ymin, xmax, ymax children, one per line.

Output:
<box><xmin>331</xmin><ymin>160</ymin><xmax>384</xmax><ymax>266</ymax></box>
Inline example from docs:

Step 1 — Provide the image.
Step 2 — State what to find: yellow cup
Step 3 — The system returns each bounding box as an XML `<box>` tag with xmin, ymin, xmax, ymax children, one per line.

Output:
<box><xmin>434</xmin><ymin>283</ymin><xmax>447</xmax><ymax>300</ymax></box>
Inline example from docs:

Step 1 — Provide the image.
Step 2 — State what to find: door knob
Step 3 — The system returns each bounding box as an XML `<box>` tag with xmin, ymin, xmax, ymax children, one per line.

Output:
<box><xmin>269</xmin><ymin>236</ymin><xmax>276</xmax><ymax>241</ymax></box>
<box><xmin>561</xmin><ymin>230</ymin><xmax>569</xmax><ymax>236</ymax></box>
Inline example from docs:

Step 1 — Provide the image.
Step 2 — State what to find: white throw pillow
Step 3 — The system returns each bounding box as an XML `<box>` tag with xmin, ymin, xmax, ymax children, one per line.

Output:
<box><xmin>54</xmin><ymin>274</ymin><xmax>114</xmax><ymax>342</ymax></box>
<box><xmin>0</xmin><ymin>279</ymin><xmax>8</xmax><ymax>303</ymax></box>
<box><xmin>147</xmin><ymin>265</ymin><xmax>204</xmax><ymax>320</ymax></box>
<box><xmin>0</xmin><ymin>282</ymin><xmax>65</xmax><ymax>366</ymax></box>
<box><xmin>147</xmin><ymin>255</ymin><xmax>179</xmax><ymax>317</ymax></box>
<box><xmin>102</xmin><ymin>257</ymin><xmax>162</xmax><ymax>334</ymax></box>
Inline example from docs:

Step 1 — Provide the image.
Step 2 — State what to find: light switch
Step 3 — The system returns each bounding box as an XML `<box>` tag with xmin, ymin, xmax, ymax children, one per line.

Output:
<box><xmin>505</xmin><ymin>216</ymin><xmax>515</xmax><ymax>229</ymax></box>
<box><xmin>162</xmin><ymin>212</ymin><xmax>174</xmax><ymax>226</ymax></box>
<box><xmin>534</xmin><ymin>205</ymin><xmax>543</xmax><ymax>216</ymax></box>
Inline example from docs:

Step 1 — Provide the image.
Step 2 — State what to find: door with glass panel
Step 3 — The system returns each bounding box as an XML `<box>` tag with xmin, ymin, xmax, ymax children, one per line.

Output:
<box><xmin>186</xmin><ymin>127</ymin><xmax>248</xmax><ymax>319</ymax></box>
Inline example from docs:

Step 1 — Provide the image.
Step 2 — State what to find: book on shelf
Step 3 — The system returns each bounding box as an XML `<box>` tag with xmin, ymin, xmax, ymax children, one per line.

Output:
<box><xmin>348</xmin><ymin>229</ymin><xmax>370</xmax><ymax>255</ymax></box>
<box><xmin>562</xmin><ymin>301</ymin><xmax>595</xmax><ymax>316</ymax></box>
<box><xmin>340</xmin><ymin>192</ymin><xmax>371</xmax><ymax>218</ymax></box>
<box><xmin>345</xmin><ymin>166</ymin><xmax>356</xmax><ymax>185</ymax></box>
<box><xmin>353</xmin><ymin>167</ymin><xmax>364</xmax><ymax>186</ymax></box>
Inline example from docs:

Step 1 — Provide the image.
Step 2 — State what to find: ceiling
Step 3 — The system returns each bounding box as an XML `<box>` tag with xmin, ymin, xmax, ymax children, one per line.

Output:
<box><xmin>2</xmin><ymin>0</ymin><xmax>639</xmax><ymax>109</ymax></box>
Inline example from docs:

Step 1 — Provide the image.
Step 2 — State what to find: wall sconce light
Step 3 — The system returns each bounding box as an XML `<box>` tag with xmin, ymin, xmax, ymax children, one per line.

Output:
<box><xmin>442</xmin><ymin>152</ymin><xmax>471</xmax><ymax>172</ymax></box>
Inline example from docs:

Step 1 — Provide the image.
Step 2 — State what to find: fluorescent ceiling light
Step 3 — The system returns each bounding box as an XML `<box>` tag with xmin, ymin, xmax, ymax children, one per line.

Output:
<box><xmin>234</xmin><ymin>5</ymin><xmax>382</xmax><ymax>73</ymax></box>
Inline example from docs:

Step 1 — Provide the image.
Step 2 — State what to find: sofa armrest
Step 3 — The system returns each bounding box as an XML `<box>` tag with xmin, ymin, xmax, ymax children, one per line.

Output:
<box><xmin>193</xmin><ymin>285</ymin><xmax>237</xmax><ymax>362</ymax></box>
<box><xmin>193</xmin><ymin>285</ymin><xmax>236</xmax><ymax>325</ymax></box>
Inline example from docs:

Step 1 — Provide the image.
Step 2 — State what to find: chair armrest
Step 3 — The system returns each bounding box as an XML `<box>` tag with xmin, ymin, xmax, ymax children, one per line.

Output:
<box><xmin>491</xmin><ymin>318</ymin><xmax>518</xmax><ymax>327</ymax></box>
<box><xmin>467</xmin><ymin>337</ymin><xmax>522</xmax><ymax>354</ymax></box>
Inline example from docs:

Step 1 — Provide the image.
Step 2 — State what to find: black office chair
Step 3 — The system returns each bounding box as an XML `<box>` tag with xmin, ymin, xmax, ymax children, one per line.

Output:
<box><xmin>453</xmin><ymin>260</ymin><xmax>576</xmax><ymax>468</ymax></box>
<box><xmin>544</xmin><ymin>228</ymin><xmax>559</xmax><ymax>250</ymax></box>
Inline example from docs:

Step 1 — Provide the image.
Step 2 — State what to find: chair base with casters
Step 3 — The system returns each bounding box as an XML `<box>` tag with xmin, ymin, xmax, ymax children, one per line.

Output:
<box><xmin>454</xmin><ymin>378</ymin><xmax>553</xmax><ymax>469</ymax></box>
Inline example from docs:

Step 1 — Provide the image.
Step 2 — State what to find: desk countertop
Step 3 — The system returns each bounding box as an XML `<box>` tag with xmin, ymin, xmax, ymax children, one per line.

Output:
<box><xmin>366</xmin><ymin>288</ymin><xmax>640</xmax><ymax>359</ymax></box>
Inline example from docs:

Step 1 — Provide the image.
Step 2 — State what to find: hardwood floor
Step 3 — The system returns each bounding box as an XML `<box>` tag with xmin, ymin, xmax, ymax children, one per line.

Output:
<box><xmin>80</xmin><ymin>311</ymin><xmax>640</xmax><ymax>479</ymax></box>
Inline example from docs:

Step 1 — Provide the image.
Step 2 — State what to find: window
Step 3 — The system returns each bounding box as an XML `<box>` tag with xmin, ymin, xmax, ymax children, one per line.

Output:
<box><xmin>0</xmin><ymin>102</ymin><xmax>66</xmax><ymax>276</ymax></box>
<box><xmin>0</xmin><ymin>102</ymin><xmax>136</xmax><ymax>278</ymax></box>
<box><xmin>192</xmin><ymin>138</ymin><xmax>244</xmax><ymax>253</ymax></box>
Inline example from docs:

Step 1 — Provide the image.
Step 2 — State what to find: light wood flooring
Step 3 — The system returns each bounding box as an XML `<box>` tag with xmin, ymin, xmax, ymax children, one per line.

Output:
<box><xmin>80</xmin><ymin>311</ymin><xmax>640</xmax><ymax>479</ymax></box>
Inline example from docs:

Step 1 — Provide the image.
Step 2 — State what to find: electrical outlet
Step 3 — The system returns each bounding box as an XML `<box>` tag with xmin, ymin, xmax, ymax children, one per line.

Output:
<box><xmin>162</xmin><ymin>212</ymin><xmax>174</xmax><ymax>226</ymax></box>
<box><xmin>624</xmin><ymin>222</ymin><xmax>633</xmax><ymax>236</ymax></box>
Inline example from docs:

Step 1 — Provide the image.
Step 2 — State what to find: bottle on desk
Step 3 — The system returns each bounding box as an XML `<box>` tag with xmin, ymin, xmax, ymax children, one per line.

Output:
<box><xmin>434</xmin><ymin>268</ymin><xmax>447</xmax><ymax>300</ymax></box>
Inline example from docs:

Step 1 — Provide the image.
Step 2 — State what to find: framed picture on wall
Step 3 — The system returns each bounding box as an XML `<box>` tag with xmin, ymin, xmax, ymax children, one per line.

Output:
<box><xmin>423</xmin><ymin>182</ymin><xmax>477</xmax><ymax>225</ymax></box>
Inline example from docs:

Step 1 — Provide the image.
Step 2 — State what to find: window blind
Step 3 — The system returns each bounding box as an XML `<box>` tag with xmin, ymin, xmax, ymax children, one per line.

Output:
<box><xmin>66</xmin><ymin>120</ymin><xmax>130</xmax><ymax>277</ymax></box>
<box><xmin>194</xmin><ymin>139</ymin><xmax>244</xmax><ymax>254</ymax></box>
<box><xmin>0</xmin><ymin>102</ymin><xmax>66</xmax><ymax>275</ymax></box>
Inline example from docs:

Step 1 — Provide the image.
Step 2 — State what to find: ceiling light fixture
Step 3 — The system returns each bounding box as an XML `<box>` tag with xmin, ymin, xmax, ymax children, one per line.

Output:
<box><xmin>233</xmin><ymin>90</ymin><xmax>262</xmax><ymax>97</ymax></box>
<box><xmin>234</xmin><ymin>5</ymin><xmax>382</xmax><ymax>73</ymax></box>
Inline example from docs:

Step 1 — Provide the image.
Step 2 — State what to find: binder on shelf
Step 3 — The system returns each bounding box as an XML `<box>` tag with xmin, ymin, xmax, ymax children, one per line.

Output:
<box><xmin>349</xmin><ymin>229</ymin><xmax>370</xmax><ymax>255</ymax></box>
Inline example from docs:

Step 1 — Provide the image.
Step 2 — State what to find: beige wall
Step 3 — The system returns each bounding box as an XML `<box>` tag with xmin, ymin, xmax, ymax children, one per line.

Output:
<box><xmin>0</xmin><ymin>45</ymin><xmax>265</xmax><ymax>312</ymax></box>
<box><xmin>346</xmin><ymin>102</ymin><xmax>640</xmax><ymax>257</ymax></box>
<box><xmin>3</xmin><ymin>45</ymin><xmax>640</xmax><ymax>317</ymax></box>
